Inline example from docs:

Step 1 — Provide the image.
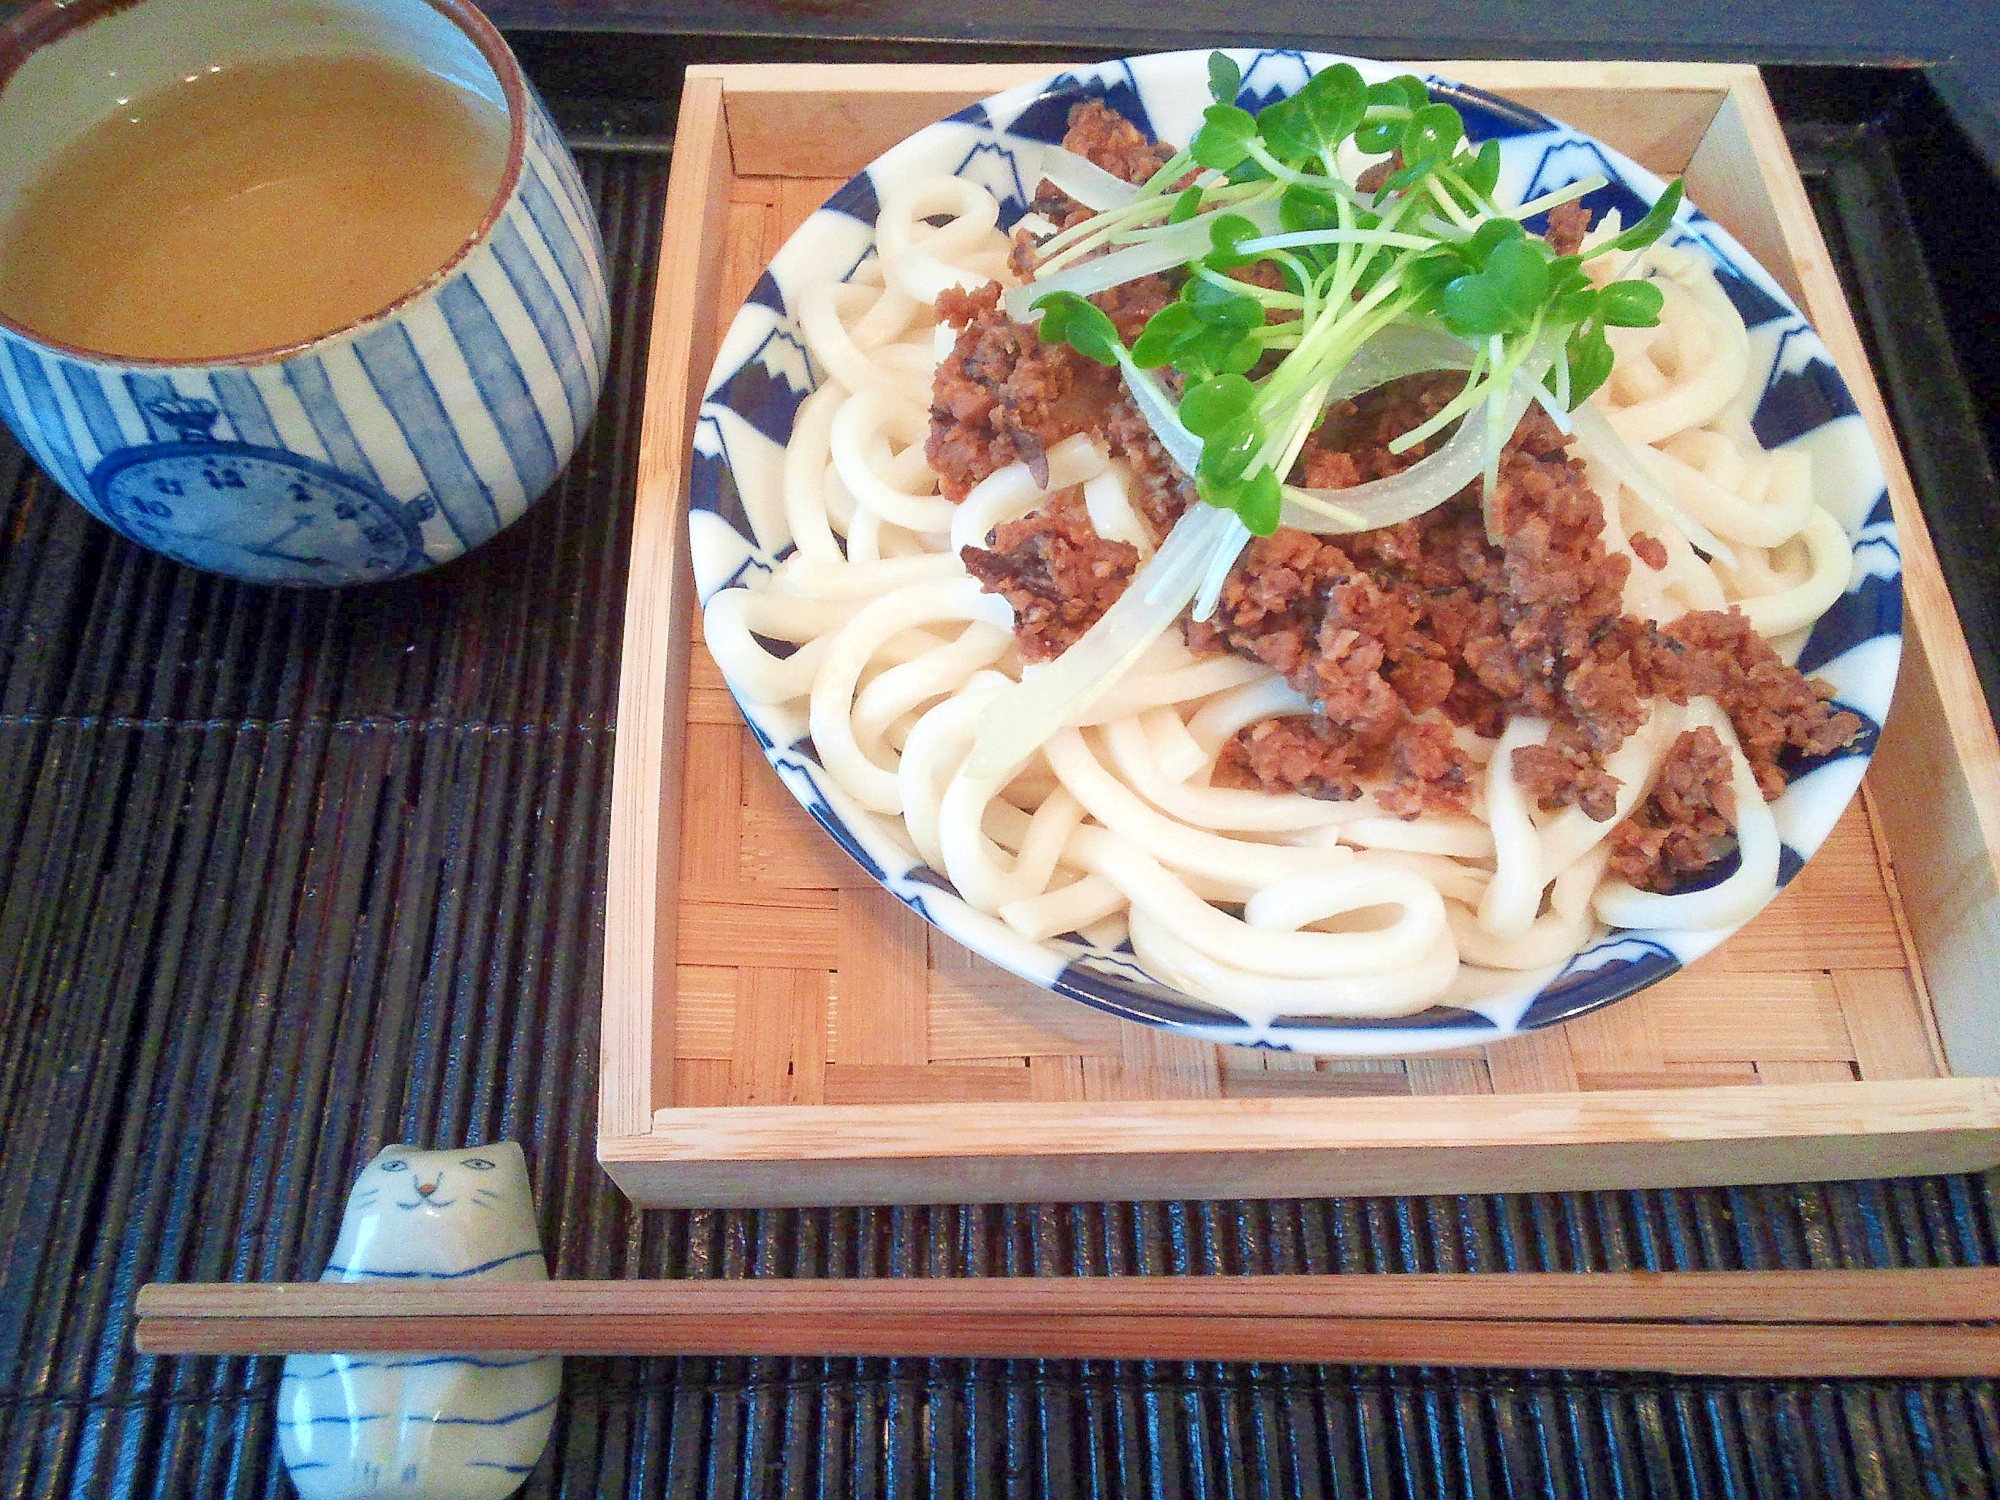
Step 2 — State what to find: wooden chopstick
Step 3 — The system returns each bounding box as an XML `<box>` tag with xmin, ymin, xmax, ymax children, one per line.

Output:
<box><xmin>133</xmin><ymin>1271</ymin><xmax>2000</xmax><ymax>1377</ymax></box>
<box><xmin>133</xmin><ymin>1313</ymin><xmax>2000</xmax><ymax>1377</ymax></box>
<box><xmin>137</xmin><ymin>1269</ymin><xmax>2000</xmax><ymax>1325</ymax></box>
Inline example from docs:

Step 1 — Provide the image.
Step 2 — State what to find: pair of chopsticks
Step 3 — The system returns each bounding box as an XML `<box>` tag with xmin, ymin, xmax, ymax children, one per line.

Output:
<box><xmin>135</xmin><ymin>1270</ymin><xmax>2000</xmax><ymax>1377</ymax></box>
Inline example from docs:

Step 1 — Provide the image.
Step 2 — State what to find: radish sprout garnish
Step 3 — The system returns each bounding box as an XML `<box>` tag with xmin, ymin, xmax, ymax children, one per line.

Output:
<box><xmin>969</xmin><ymin>54</ymin><xmax>1686</xmax><ymax>774</ymax></box>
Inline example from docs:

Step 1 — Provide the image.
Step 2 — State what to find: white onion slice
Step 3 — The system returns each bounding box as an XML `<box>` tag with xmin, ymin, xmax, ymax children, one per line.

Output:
<box><xmin>966</xmin><ymin>503</ymin><xmax>1242</xmax><ymax>779</ymax></box>
<box><xmin>1190</xmin><ymin>511</ymin><xmax>1254</xmax><ymax>622</ymax></box>
<box><xmin>1038</xmin><ymin>146</ymin><xmax>1142</xmax><ymax>213</ymax></box>
<box><xmin>1321</xmin><ymin>323</ymin><xmax>1476</xmax><ymax>405</ymax></box>
<box><xmin>1569</xmin><ymin>400</ymin><xmax>1738</xmax><ymax>568</ymax></box>
<box><xmin>1114</xmin><ymin>354</ymin><xmax>1203</xmax><ymax>475</ymax></box>
<box><xmin>1527</xmin><ymin>379</ymin><xmax>1575</xmax><ymax>434</ymax></box>
<box><xmin>1003</xmin><ymin>224</ymin><xmax>1209</xmax><ymax>319</ymax></box>
<box><xmin>1278</xmin><ymin>378</ymin><xmax>1535</xmax><ymax>534</ymax></box>
<box><xmin>1001</xmin><ymin>199</ymin><xmax>1284</xmax><ymax>321</ymax></box>
<box><xmin>1237</xmin><ymin>227</ymin><xmax>1435</xmax><ymax>254</ymax></box>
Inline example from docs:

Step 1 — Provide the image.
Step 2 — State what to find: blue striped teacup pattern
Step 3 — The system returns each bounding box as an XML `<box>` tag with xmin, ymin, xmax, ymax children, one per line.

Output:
<box><xmin>0</xmin><ymin>88</ymin><xmax>609</xmax><ymax>587</ymax></box>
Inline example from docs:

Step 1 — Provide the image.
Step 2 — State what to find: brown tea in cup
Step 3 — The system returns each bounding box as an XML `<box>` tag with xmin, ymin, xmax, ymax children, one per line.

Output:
<box><xmin>0</xmin><ymin>51</ymin><xmax>508</xmax><ymax>361</ymax></box>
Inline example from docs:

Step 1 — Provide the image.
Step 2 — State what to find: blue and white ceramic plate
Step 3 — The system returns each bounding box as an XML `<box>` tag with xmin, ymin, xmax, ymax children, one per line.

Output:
<box><xmin>687</xmin><ymin>50</ymin><xmax>1901</xmax><ymax>1056</ymax></box>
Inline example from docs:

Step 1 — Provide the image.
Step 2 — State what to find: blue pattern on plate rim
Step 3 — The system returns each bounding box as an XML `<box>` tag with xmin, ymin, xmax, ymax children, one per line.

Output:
<box><xmin>685</xmin><ymin>49</ymin><xmax>1903</xmax><ymax>1055</ymax></box>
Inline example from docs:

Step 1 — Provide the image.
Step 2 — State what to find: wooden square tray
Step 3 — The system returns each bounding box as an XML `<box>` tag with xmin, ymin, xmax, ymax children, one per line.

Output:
<box><xmin>602</xmin><ymin>61</ymin><xmax>2000</xmax><ymax>1208</ymax></box>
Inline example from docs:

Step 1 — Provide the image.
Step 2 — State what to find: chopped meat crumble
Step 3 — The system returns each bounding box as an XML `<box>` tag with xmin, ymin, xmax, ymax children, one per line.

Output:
<box><xmin>960</xmin><ymin>489</ymin><xmax>1137</xmax><ymax>661</ymax></box>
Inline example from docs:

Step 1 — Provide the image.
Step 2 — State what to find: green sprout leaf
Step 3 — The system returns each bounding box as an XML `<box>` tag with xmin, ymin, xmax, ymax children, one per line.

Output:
<box><xmin>1355</xmin><ymin>77</ymin><xmax>1434</xmax><ymax>160</ymax></box>
<box><xmin>1605</xmin><ymin>179</ymin><xmax>1683</xmax><ymax>252</ymax></box>
<box><xmin>1184</xmin><ymin>275</ymin><xmax>1244</xmax><ymax>313</ymax></box>
<box><xmin>1354</xmin><ymin>118</ymin><xmax>1401</xmax><ymax>155</ymax></box>
<box><xmin>1368</xmin><ymin>76</ymin><xmax>1429</xmax><ymax>112</ymax></box>
<box><xmin>1207</xmin><ymin>51</ymin><xmax>1242</xmax><ymax>106</ymax></box>
<box><xmin>1279</xmin><ymin>185</ymin><xmax>1341</xmax><ymax>235</ymax></box>
<box><xmin>1440</xmin><ymin>237</ymin><xmax>1551</xmax><ymax>338</ymax></box>
<box><xmin>1130</xmin><ymin>302</ymin><xmax>1200</xmax><ymax>367</ymax></box>
<box><xmin>1401</xmin><ymin>102</ymin><xmax>1464</xmax><ymax>164</ymax></box>
<box><xmin>1401</xmin><ymin>251</ymin><xmax>1464</xmax><ymax>298</ymax></box>
<box><xmin>1167</xmin><ymin>185</ymin><xmax>1204</xmax><ymax>224</ymax></box>
<box><xmin>1204</xmin><ymin>211</ymin><xmax>1261</xmax><ymax>270</ymax></box>
<box><xmin>1461</xmin><ymin>216</ymin><xmax>1525</xmax><ymax>268</ymax></box>
<box><xmin>1439</xmin><ymin>276</ymin><xmax>1511</xmax><ymax>337</ymax></box>
<box><xmin>1482</xmin><ymin>238</ymin><xmax>1551</xmax><ymax>307</ymax></box>
<box><xmin>1178</xmin><ymin>373</ymin><xmax>1257</xmax><ymax>437</ymax></box>
<box><xmin>1196</xmin><ymin>415</ymin><xmax>1262</xmax><ymax>487</ymax></box>
<box><xmin>1566</xmin><ymin>325</ymin><xmax>1615</xmax><ymax>405</ymax></box>
<box><xmin>1196</xmin><ymin>467</ymin><xmax>1282</xmax><ymax>534</ymax></box>
<box><xmin>1192</xmin><ymin>286</ymin><xmax>1265</xmax><ymax>336</ymax></box>
<box><xmin>1146</xmin><ymin>282</ymin><xmax>1268</xmax><ymax>383</ymax></box>
<box><xmin>1191</xmin><ymin>103</ymin><xmax>1257</xmax><ymax>172</ymax></box>
<box><xmin>1236</xmin><ymin>469</ymin><xmax>1282</xmax><ymax>535</ymax></box>
<box><xmin>1254</xmin><ymin>94</ymin><xmax>1302</xmax><ymax>158</ymax></box>
<box><xmin>1382</xmin><ymin>156</ymin><xmax>1437</xmax><ymax>195</ymax></box>
<box><xmin>1218</xmin><ymin>336</ymin><xmax>1263</xmax><ymax>375</ymax></box>
<box><xmin>1031</xmin><ymin>290</ymin><xmax>1121</xmax><ymax>366</ymax></box>
<box><xmin>1549</xmin><ymin>284</ymin><xmax>1598</xmax><ymax>327</ymax></box>
<box><xmin>1260</xmin><ymin>63</ymin><xmax>1365</xmax><ymax>166</ymax></box>
<box><xmin>1597</xmin><ymin>277</ymin><xmax>1665</xmax><ymax>327</ymax></box>
<box><xmin>1459</xmin><ymin>138</ymin><xmax>1501</xmax><ymax>198</ymax></box>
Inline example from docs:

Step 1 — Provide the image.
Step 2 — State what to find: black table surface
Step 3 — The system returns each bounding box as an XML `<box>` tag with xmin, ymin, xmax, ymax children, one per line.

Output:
<box><xmin>5</xmin><ymin>25</ymin><xmax>2000</xmax><ymax>1500</ymax></box>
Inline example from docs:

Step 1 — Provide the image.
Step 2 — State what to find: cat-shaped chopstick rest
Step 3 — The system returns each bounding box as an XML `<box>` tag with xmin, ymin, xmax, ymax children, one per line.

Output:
<box><xmin>277</xmin><ymin>1144</ymin><xmax>561</xmax><ymax>1500</ymax></box>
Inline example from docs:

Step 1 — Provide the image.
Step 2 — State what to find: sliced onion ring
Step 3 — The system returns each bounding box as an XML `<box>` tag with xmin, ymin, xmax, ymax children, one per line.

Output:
<box><xmin>1278</xmin><ymin>376</ymin><xmax>1536</xmax><ymax>534</ymax></box>
<box><xmin>1322</xmin><ymin>323</ymin><xmax>1476</xmax><ymax>405</ymax></box>
<box><xmin>1002</xmin><ymin>199</ymin><xmax>1284</xmax><ymax>321</ymax></box>
<box><xmin>1038</xmin><ymin>146</ymin><xmax>1142</xmax><ymax>213</ymax></box>
<box><xmin>1114</xmin><ymin>354</ymin><xmax>1202</xmax><ymax>475</ymax></box>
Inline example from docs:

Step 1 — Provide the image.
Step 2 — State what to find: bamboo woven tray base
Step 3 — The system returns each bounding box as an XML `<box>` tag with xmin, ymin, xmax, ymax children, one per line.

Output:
<box><xmin>666</xmin><ymin>173</ymin><xmax>1946</xmax><ymax>1111</ymax></box>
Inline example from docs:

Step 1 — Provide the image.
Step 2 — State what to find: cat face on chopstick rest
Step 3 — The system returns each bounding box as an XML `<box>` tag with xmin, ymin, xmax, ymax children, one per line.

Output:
<box><xmin>322</xmin><ymin>1142</ymin><xmax>549</xmax><ymax>1283</ymax></box>
<box><xmin>279</xmin><ymin>1142</ymin><xmax>561</xmax><ymax>1500</ymax></box>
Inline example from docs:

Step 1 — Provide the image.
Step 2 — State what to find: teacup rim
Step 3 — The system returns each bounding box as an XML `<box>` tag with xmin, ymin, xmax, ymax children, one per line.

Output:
<box><xmin>0</xmin><ymin>0</ymin><xmax>529</xmax><ymax>370</ymax></box>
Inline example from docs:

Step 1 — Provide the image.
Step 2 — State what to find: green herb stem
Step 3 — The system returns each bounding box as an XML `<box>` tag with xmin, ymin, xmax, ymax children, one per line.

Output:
<box><xmin>1506</xmin><ymin>174</ymin><xmax>1606</xmax><ymax>221</ymax></box>
<box><xmin>1423</xmin><ymin>177</ymin><xmax>1481</xmax><ymax>233</ymax></box>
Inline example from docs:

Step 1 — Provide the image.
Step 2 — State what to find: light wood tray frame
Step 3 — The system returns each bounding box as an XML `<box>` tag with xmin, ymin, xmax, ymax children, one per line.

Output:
<box><xmin>602</xmin><ymin>61</ymin><xmax>2000</xmax><ymax>1208</ymax></box>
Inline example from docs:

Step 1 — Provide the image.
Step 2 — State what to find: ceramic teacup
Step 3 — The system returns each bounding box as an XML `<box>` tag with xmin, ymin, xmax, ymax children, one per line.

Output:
<box><xmin>0</xmin><ymin>0</ymin><xmax>609</xmax><ymax>586</ymax></box>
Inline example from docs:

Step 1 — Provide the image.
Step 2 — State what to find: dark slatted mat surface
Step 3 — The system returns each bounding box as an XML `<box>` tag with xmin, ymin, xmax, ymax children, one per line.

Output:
<box><xmin>3</xmin><ymin>138</ymin><xmax>1999</xmax><ymax>1500</ymax></box>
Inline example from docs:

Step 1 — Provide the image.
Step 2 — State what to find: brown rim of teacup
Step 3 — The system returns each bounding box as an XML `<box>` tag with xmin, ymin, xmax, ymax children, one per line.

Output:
<box><xmin>0</xmin><ymin>0</ymin><xmax>530</xmax><ymax>369</ymax></box>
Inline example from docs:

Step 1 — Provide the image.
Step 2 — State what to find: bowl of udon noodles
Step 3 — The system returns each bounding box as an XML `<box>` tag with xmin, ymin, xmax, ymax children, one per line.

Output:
<box><xmin>688</xmin><ymin>49</ymin><xmax>1900</xmax><ymax>1055</ymax></box>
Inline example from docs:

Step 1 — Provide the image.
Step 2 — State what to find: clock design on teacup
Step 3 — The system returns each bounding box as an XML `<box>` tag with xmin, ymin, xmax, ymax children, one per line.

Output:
<box><xmin>87</xmin><ymin>397</ymin><xmax>430</xmax><ymax>586</ymax></box>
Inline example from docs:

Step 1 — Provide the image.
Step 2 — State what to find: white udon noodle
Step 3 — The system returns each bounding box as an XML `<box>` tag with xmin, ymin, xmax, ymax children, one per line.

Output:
<box><xmin>704</xmin><ymin>173</ymin><xmax>1856</xmax><ymax>1022</ymax></box>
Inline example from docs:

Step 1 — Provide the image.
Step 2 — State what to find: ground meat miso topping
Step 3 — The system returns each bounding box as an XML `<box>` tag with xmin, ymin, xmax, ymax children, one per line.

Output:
<box><xmin>961</xmin><ymin>489</ymin><xmax>1138</xmax><ymax>661</ymax></box>
<box><xmin>933</xmin><ymin>102</ymin><xmax>1190</xmax><ymax>503</ymax></box>
<box><xmin>1607</xmin><ymin>726</ymin><xmax>1737</xmax><ymax>887</ymax></box>
<box><xmin>929</xmin><ymin>281</ymin><xmax>1117</xmax><ymax>497</ymax></box>
<box><xmin>931</xmin><ymin>100</ymin><xmax>1859</xmax><ymax>896</ymax></box>
<box><xmin>1018</xmin><ymin>100</ymin><xmax>1175</xmax><ymax>240</ymax></box>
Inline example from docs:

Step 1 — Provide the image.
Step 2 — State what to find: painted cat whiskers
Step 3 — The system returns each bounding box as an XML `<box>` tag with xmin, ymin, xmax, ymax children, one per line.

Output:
<box><xmin>278</xmin><ymin>1144</ymin><xmax>560</xmax><ymax>1500</ymax></box>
